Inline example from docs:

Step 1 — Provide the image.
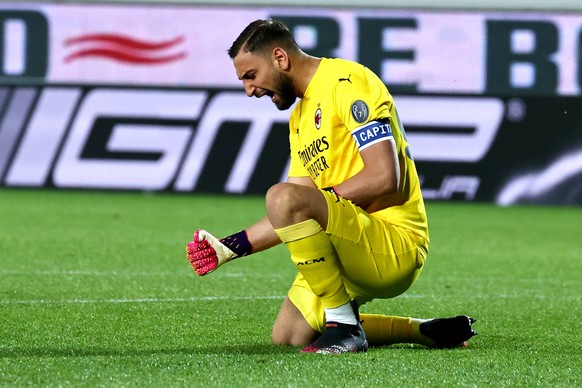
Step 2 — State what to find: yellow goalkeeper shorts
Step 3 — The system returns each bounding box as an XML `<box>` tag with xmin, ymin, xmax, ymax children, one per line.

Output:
<box><xmin>287</xmin><ymin>190</ymin><xmax>428</xmax><ymax>332</ymax></box>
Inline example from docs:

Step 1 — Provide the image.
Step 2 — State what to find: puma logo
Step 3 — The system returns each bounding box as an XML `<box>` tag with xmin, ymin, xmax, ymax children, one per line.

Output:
<box><xmin>338</xmin><ymin>75</ymin><xmax>352</xmax><ymax>84</ymax></box>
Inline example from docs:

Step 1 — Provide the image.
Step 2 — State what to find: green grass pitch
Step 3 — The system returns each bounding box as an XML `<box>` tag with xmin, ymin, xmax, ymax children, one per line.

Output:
<box><xmin>0</xmin><ymin>188</ymin><xmax>580</xmax><ymax>386</ymax></box>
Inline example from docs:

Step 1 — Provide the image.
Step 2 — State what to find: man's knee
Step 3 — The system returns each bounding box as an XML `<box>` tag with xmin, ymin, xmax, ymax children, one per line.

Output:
<box><xmin>272</xmin><ymin>323</ymin><xmax>319</xmax><ymax>347</ymax></box>
<box><xmin>272</xmin><ymin>297</ymin><xmax>319</xmax><ymax>346</ymax></box>
<box><xmin>266</xmin><ymin>183</ymin><xmax>330</xmax><ymax>229</ymax></box>
<box><xmin>266</xmin><ymin>183</ymin><xmax>312</xmax><ymax>226</ymax></box>
<box><xmin>272</xmin><ymin>325</ymin><xmax>313</xmax><ymax>346</ymax></box>
<box><xmin>266</xmin><ymin>183</ymin><xmax>300</xmax><ymax>214</ymax></box>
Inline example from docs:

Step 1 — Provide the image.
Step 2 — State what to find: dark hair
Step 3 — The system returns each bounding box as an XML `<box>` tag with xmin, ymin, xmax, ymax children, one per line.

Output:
<box><xmin>227</xmin><ymin>19</ymin><xmax>298</xmax><ymax>59</ymax></box>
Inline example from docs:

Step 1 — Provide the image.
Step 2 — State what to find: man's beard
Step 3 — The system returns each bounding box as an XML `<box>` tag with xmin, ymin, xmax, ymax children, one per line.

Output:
<box><xmin>273</xmin><ymin>72</ymin><xmax>297</xmax><ymax>111</ymax></box>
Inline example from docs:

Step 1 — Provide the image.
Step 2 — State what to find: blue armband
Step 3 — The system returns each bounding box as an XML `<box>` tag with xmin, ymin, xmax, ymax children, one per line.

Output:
<box><xmin>350</xmin><ymin>120</ymin><xmax>393</xmax><ymax>151</ymax></box>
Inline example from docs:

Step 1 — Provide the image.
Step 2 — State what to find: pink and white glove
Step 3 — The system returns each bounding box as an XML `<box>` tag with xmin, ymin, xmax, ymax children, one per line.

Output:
<box><xmin>186</xmin><ymin>229</ymin><xmax>238</xmax><ymax>276</ymax></box>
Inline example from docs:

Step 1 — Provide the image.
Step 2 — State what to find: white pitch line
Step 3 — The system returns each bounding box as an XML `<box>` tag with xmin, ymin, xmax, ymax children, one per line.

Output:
<box><xmin>0</xmin><ymin>294</ymin><xmax>430</xmax><ymax>305</ymax></box>
<box><xmin>0</xmin><ymin>295</ymin><xmax>286</xmax><ymax>305</ymax></box>
<box><xmin>0</xmin><ymin>270</ymin><xmax>282</xmax><ymax>278</ymax></box>
<box><xmin>0</xmin><ymin>270</ymin><xmax>176</xmax><ymax>276</ymax></box>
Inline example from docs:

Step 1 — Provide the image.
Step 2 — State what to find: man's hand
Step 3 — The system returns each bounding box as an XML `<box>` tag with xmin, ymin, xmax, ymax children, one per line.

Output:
<box><xmin>186</xmin><ymin>230</ymin><xmax>238</xmax><ymax>276</ymax></box>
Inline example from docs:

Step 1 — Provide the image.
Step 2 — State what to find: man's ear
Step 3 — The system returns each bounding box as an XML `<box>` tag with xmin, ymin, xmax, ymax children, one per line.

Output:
<box><xmin>272</xmin><ymin>47</ymin><xmax>290</xmax><ymax>71</ymax></box>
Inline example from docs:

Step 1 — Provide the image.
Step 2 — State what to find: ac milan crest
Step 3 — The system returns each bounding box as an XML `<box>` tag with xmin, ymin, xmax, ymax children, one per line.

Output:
<box><xmin>315</xmin><ymin>107</ymin><xmax>322</xmax><ymax>129</ymax></box>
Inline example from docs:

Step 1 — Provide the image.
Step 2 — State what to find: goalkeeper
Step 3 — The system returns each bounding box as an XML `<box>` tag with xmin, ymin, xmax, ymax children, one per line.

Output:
<box><xmin>187</xmin><ymin>19</ymin><xmax>476</xmax><ymax>354</ymax></box>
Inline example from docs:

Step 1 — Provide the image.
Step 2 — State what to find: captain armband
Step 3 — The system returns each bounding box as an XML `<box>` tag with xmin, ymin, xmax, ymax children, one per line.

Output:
<box><xmin>350</xmin><ymin>120</ymin><xmax>393</xmax><ymax>151</ymax></box>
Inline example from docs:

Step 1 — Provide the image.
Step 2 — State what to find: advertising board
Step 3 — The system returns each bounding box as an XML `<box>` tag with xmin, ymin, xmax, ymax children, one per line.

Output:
<box><xmin>0</xmin><ymin>4</ymin><xmax>580</xmax><ymax>204</ymax></box>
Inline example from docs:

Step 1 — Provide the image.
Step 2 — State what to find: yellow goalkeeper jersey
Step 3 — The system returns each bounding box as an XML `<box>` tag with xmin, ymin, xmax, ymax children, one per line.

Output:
<box><xmin>288</xmin><ymin>58</ymin><xmax>428</xmax><ymax>242</ymax></box>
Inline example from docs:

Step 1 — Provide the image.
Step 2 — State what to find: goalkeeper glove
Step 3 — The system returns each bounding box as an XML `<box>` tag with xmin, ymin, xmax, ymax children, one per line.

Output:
<box><xmin>186</xmin><ymin>229</ymin><xmax>251</xmax><ymax>276</ymax></box>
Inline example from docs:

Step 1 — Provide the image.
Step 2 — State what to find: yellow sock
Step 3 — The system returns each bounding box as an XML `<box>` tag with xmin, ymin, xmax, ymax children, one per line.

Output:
<box><xmin>360</xmin><ymin>314</ymin><xmax>434</xmax><ymax>347</ymax></box>
<box><xmin>274</xmin><ymin>219</ymin><xmax>350</xmax><ymax>309</ymax></box>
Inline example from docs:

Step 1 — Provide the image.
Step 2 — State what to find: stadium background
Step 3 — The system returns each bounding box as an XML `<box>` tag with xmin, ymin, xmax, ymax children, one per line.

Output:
<box><xmin>0</xmin><ymin>0</ymin><xmax>581</xmax><ymax>205</ymax></box>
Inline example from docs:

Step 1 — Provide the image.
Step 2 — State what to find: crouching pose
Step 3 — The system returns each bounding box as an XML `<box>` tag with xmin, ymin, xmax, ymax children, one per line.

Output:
<box><xmin>186</xmin><ymin>19</ymin><xmax>476</xmax><ymax>354</ymax></box>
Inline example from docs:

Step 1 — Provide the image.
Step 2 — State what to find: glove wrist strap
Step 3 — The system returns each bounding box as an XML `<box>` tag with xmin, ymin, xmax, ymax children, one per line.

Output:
<box><xmin>219</xmin><ymin>230</ymin><xmax>252</xmax><ymax>257</ymax></box>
